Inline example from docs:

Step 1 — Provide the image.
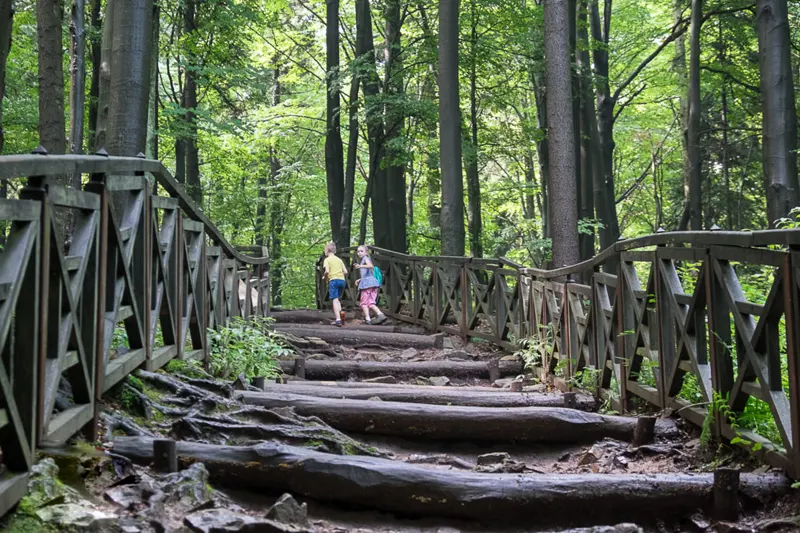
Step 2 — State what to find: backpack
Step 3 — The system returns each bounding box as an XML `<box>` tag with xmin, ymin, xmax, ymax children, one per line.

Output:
<box><xmin>373</xmin><ymin>265</ymin><xmax>383</xmax><ymax>286</ymax></box>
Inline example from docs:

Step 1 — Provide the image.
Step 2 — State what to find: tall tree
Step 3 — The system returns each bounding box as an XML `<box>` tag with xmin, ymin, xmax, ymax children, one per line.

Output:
<box><xmin>87</xmin><ymin>0</ymin><xmax>102</xmax><ymax>151</ymax></box>
<box><xmin>464</xmin><ymin>0</ymin><xmax>483</xmax><ymax>258</ymax></box>
<box><xmin>756</xmin><ymin>0</ymin><xmax>798</xmax><ymax>224</ymax></box>
<box><xmin>104</xmin><ymin>0</ymin><xmax>154</xmax><ymax>156</ymax></box>
<box><xmin>384</xmin><ymin>0</ymin><xmax>406</xmax><ymax>253</ymax></box>
<box><xmin>674</xmin><ymin>0</ymin><xmax>691</xmax><ymax>231</ymax></box>
<box><xmin>686</xmin><ymin>0</ymin><xmax>703</xmax><ymax>230</ymax></box>
<box><xmin>357</xmin><ymin>0</ymin><xmax>387</xmax><ymax>248</ymax></box>
<box><xmin>37</xmin><ymin>0</ymin><xmax>66</xmax><ymax>157</ymax></box>
<box><xmin>577</xmin><ymin>0</ymin><xmax>597</xmax><ymax>259</ymax></box>
<box><xmin>325</xmin><ymin>0</ymin><xmax>345</xmax><ymax>245</ymax></box>
<box><xmin>544</xmin><ymin>0</ymin><xmax>579</xmax><ymax>267</ymax></box>
<box><xmin>0</xmin><ymin>0</ymin><xmax>13</xmax><ymax>155</ymax></box>
<box><xmin>438</xmin><ymin>0</ymin><xmax>465</xmax><ymax>256</ymax></box>
<box><xmin>184</xmin><ymin>0</ymin><xmax>201</xmax><ymax>204</ymax></box>
<box><xmin>94</xmin><ymin>0</ymin><xmax>114</xmax><ymax>150</ymax></box>
<box><xmin>69</xmin><ymin>0</ymin><xmax>87</xmax><ymax>188</ymax></box>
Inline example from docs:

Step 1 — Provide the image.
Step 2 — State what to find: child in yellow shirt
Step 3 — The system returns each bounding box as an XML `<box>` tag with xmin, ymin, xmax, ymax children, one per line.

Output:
<box><xmin>322</xmin><ymin>242</ymin><xmax>348</xmax><ymax>326</ymax></box>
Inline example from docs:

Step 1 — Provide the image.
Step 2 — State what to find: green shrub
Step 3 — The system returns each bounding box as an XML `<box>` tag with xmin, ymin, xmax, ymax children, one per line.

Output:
<box><xmin>207</xmin><ymin>316</ymin><xmax>292</xmax><ymax>380</ymax></box>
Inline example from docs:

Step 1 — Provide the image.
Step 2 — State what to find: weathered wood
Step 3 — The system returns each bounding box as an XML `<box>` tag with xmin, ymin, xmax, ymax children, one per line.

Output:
<box><xmin>713</xmin><ymin>468</ymin><xmax>740</xmax><ymax>522</ymax></box>
<box><xmin>277</xmin><ymin>359</ymin><xmax>522</xmax><ymax>380</ymax></box>
<box><xmin>247</xmin><ymin>384</ymin><xmax>593</xmax><ymax>409</ymax></box>
<box><xmin>239</xmin><ymin>392</ymin><xmax>669</xmax><ymax>443</ymax></box>
<box><xmin>112</xmin><ymin>437</ymin><xmax>791</xmax><ymax>527</ymax></box>
<box><xmin>153</xmin><ymin>439</ymin><xmax>177</xmax><ymax>472</ymax></box>
<box><xmin>632</xmin><ymin>416</ymin><xmax>657</xmax><ymax>447</ymax></box>
<box><xmin>276</xmin><ymin>321</ymin><xmax>425</xmax><ymax>335</ymax></box>
<box><xmin>274</xmin><ymin>325</ymin><xmax>441</xmax><ymax>349</ymax></box>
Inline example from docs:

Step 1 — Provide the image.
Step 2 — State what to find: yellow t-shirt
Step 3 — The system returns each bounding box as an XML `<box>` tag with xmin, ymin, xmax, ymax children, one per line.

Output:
<box><xmin>323</xmin><ymin>255</ymin><xmax>346</xmax><ymax>281</ymax></box>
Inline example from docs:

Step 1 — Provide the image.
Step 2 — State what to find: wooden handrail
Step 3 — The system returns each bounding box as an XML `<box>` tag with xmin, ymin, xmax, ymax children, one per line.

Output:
<box><xmin>0</xmin><ymin>154</ymin><xmax>268</xmax><ymax>265</ymax></box>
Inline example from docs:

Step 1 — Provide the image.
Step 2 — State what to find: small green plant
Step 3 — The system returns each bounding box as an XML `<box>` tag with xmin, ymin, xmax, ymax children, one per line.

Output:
<box><xmin>207</xmin><ymin>316</ymin><xmax>291</xmax><ymax>380</ymax></box>
<box><xmin>514</xmin><ymin>324</ymin><xmax>554</xmax><ymax>369</ymax></box>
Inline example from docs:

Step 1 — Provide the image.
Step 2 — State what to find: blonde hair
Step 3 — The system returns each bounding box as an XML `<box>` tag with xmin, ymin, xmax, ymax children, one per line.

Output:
<box><xmin>357</xmin><ymin>245</ymin><xmax>369</xmax><ymax>254</ymax></box>
<box><xmin>324</xmin><ymin>242</ymin><xmax>336</xmax><ymax>255</ymax></box>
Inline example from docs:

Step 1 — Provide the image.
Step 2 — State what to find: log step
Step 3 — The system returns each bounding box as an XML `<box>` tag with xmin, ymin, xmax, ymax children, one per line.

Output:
<box><xmin>276</xmin><ymin>359</ymin><xmax>522</xmax><ymax>380</ymax></box>
<box><xmin>257</xmin><ymin>382</ymin><xmax>594</xmax><ymax>409</ymax></box>
<box><xmin>113</xmin><ymin>437</ymin><xmax>790</xmax><ymax>528</ymax></box>
<box><xmin>238</xmin><ymin>391</ymin><xmax>666</xmax><ymax>443</ymax></box>
<box><xmin>273</xmin><ymin>325</ymin><xmax>442</xmax><ymax>349</ymax></box>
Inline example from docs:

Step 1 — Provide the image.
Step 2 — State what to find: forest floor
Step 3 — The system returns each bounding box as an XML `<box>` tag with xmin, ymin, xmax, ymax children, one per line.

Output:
<box><xmin>2</xmin><ymin>310</ymin><xmax>798</xmax><ymax>533</ymax></box>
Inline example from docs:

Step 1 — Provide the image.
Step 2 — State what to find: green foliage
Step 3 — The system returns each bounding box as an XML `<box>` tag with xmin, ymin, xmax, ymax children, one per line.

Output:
<box><xmin>207</xmin><ymin>316</ymin><xmax>291</xmax><ymax>380</ymax></box>
<box><xmin>165</xmin><ymin>359</ymin><xmax>206</xmax><ymax>379</ymax></box>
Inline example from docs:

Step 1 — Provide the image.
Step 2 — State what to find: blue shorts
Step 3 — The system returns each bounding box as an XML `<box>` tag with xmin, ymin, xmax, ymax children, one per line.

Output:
<box><xmin>328</xmin><ymin>279</ymin><xmax>346</xmax><ymax>300</ymax></box>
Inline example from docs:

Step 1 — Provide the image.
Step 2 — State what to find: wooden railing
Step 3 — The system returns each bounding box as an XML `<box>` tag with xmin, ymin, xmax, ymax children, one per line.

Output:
<box><xmin>0</xmin><ymin>152</ymin><xmax>269</xmax><ymax>516</ymax></box>
<box><xmin>317</xmin><ymin>233</ymin><xmax>800</xmax><ymax>478</ymax></box>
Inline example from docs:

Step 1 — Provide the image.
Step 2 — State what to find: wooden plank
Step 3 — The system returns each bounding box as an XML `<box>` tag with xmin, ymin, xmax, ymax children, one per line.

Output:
<box><xmin>119</xmin><ymin>226</ymin><xmax>132</xmax><ymax>242</ymax></box>
<box><xmin>621</xmin><ymin>251</ymin><xmax>654</xmax><ymax>263</ymax></box>
<box><xmin>593</xmin><ymin>272</ymin><xmax>617</xmax><ymax>287</ymax></box>
<box><xmin>0</xmin><ymin>408</ymin><xmax>8</xmax><ymax>430</ymax></box>
<box><xmin>64</xmin><ymin>255</ymin><xmax>82</xmax><ymax>272</ymax></box>
<box><xmin>626</xmin><ymin>381</ymin><xmax>661</xmax><ymax>407</ymax></box>
<box><xmin>47</xmin><ymin>185</ymin><xmax>100</xmax><ymax>210</ymax></box>
<box><xmin>183</xmin><ymin>218</ymin><xmax>204</xmax><ymax>232</ymax></box>
<box><xmin>0</xmin><ymin>473</ymin><xmax>30</xmax><ymax>519</ymax></box>
<box><xmin>711</xmin><ymin>245</ymin><xmax>786</xmax><ymax>268</ymax></box>
<box><xmin>183</xmin><ymin>348</ymin><xmax>205</xmax><ymax>362</ymax></box>
<box><xmin>151</xmin><ymin>195</ymin><xmax>179</xmax><ymax>210</ymax></box>
<box><xmin>106</xmin><ymin>175</ymin><xmax>147</xmax><ymax>191</ymax></box>
<box><xmin>61</xmin><ymin>351</ymin><xmax>79</xmax><ymax>373</ymax></box>
<box><xmin>43</xmin><ymin>404</ymin><xmax>94</xmax><ymax>445</ymax></box>
<box><xmin>741</xmin><ymin>381</ymin><xmax>764</xmax><ymax>401</ymax></box>
<box><xmin>117</xmin><ymin>305</ymin><xmax>134</xmax><ymax>322</ymax></box>
<box><xmin>103</xmin><ymin>348</ymin><xmax>147</xmax><ymax>392</ymax></box>
<box><xmin>149</xmin><ymin>345</ymin><xmax>178</xmax><ymax>371</ymax></box>
<box><xmin>0</xmin><ymin>282</ymin><xmax>10</xmax><ymax>302</ymax></box>
<box><xmin>0</xmin><ymin>199</ymin><xmax>40</xmax><ymax>221</ymax></box>
<box><xmin>735</xmin><ymin>300</ymin><xmax>764</xmax><ymax>316</ymax></box>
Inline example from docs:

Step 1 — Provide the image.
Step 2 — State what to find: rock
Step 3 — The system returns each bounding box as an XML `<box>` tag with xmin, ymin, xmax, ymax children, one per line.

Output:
<box><xmin>557</xmin><ymin>525</ymin><xmax>644</xmax><ymax>533</ymax></box>
<box><xmin>308</xmin><ymin>338</ymin><xmax>328</xmax><ymax>348</ymax></box>
<box><xmin>577</xmin><ymin>451</ymin><xmax>599</xmax><ymax>466</ymax></box>
<box><xmin>493</xmin><ymin>378</ymin><xmax>514</xmax><ymax>389</ymax></box>
<box><xmin>364</xmin><ymin>375</ymin><xmax>397</xmax><ymax>384</ymax></box>
<box><xmin>400</xmin><ymin>348</ymin><xmax>419</xmax><ymax>360</ymax></box>
<box><xmin>185</xmin><ymin>508</ymin><xmax>312</xmax><ymax>533</ymax></box>
<box><xmin>523</xmin><ymin>384</ymin><xmax>547</xmax><ymax>393</ymax></box>
<box><xmin>304</xmin><ymin>354</ymin><xmax>328</xmax><ymax>360</ymax></box>
<box><xmin>476</xmin><ymin>452</ymin><xmax>511</xmax><ymax>466</ymax></box>
<box><xmin>105</xmin><ymin>484</ymin><xmax>145</xmax><ymax>509</ymax></box>
<box><xmin>265</xmin><ymin>493</ymin><xmax>308</xmax><ymax>525</ymax></box>
<box><xmin>367</xmin><ymin>396</ymin><xmax>383</xmax><ymax>401</ymax></box>
<box><xmin>443</xmin><ymin>350</ymin><xmax>471</xmax><ymax>360</ymax></box>
<box><xmin>28</xmin><ymin>458</ymin><xmax>80</xmax><ymax>507</ymax></box>
<box><xmin>436</xmin><ymin>528</ymin><xmax>461</xmax><ymax>533</ymax></box>
<box><xmin>161</xmin><ymin>463</ymin><xmax>212</xmax><ymax>507</ymax></box>
<box><xmin>500</xmin><ymin>355</ymin><xmax>520</xmax><ymax>361</ymax></box>
<box><xmin>36</xmin><ymin>503</ymin><xmax>117</xmax><ymax>530</ymax></box>
<box><xmin>688</xmin><ymin>512</ymin><xmax>710</xmax><ymax>531</ymax></box>
<box><xmin>428</xmin><ymin>376</ymin><xmax>451</xmax><ymax>387</ymax></box>
<box><xmin>557</xmin><ymin>452</ymin><xmax>571</xmax><ymax>462</ymax></box>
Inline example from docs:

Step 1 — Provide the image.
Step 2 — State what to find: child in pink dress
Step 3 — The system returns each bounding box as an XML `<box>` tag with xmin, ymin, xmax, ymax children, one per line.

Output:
<box><xmin>354</xmin><ymin>245</ymin><xmax>386</xmax><ymax>325</ymax></box>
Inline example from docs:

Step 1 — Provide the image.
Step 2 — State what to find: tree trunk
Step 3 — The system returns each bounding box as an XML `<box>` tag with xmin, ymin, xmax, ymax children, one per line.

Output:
<box><xmin>37</xmin><ymin>0</ymin><xmax>67</xmax><ymax>158</ymax></box>
<box><xmin>68</xmin><ymin>0</ymin><xmax>86</xmax><ymax>188</ymax></box>
<box><xmin>340</xmin><ymin>73</ymin><xmax>359</xmax><ymax>248</ymax></box>
<box><xmin>258</xmin><ymin>65</ymin><xmax>281</xmax><ymax>247</ymax></box>
<box><xmin>0</xmin><ymin>0</ymin><xmax>13</xmax><ymax>156</ymax></box>
<box><xmin>114</xmin><ymin>437</ymin><xmax>791</xmax><ymax>528</ymax></box>
<box><xmin>544</xmin><ymin>0</ymin><xmax>579</xmax><ymax>268</ymax></box>
<box><xmin>355</xmin><ymin>0</ymin><xmax>385</xmax><ymax>248</ymax></box>
<box><xmin>687</xmin><ymin>0</ymin><xmax>703</xmax><ymax>230</ymax></box>
<box><xmin>523</xmin><ymin>151</ymin><xmax>537</xmax><ymax>220</ymax></box>
<box><xmin>146</xmin><ymin>1</ymin><xmax>159</xmax><ymax>165</ymax></box>
<box><xmin>438</xmin><ymin>0</ymin><xmax>465</xmax><ymax>257</ymax></box>
<box><xmin>384</xmin><ymin>0</ymin><xmax>406</xmax><ymax>253</ymax></box>
<box><xmin>531</xmin><ymin>67</ymin><xmax>550</xmax><ymax>238</ymax></box>
<box><xmin>718</xmin><ymin>22</ymin><xmax>731</xmax><ymax>230</ymax></box>
<box><xmin>589</xmin><ymin>0</ymin><xmax>620</xmax><ymax>251</ymax></box>
<box><xmin>94</xmin><ymin>0</ymin><xmax>114</xmax><ymax>152</ymax></box>
<box><xmin>465</xmin><ymin>0</ymin><xmax>483</xmax><ymax>258</ymax></box>
<box><xmin>325</xmin><ymin>0</ymin><xmax>345</xmax><ymax>246</ymax></box>
<box><xmin>269</xmin><ymin>146</ymin><xmax>286</xmax><ymax>306</ymax></box>
<box><xmin>248</xmin><ymin>384</ymin><xmax>594</xmax><ymax>409</ymax></box>
<box><xmin>276</xmin><ymin>358</ymin><xmax>523</xmax><ymax>380</ymax></box>
<box><xmin>577</xmin><ymin>0</ymin><xmax>595</xmax><ymax>261</ymax></box>
<box><xmin>756</xmin><ymin>0</ymin><xmax>798</xmax><ymax>225</ymax></box>
<box><xmin>87</xmin><ymin>0</ymin><xmax>102</xmax><ymax>152</ymax></box>
<box><xmin>239</xmin><ymin>393</ymin><xmax>661</xmax><ymax>443</ymax></box>
<box><xmin>105</xmin><ymin>0</ymin><xmax>154</xmax><ymax>156</ymax></box>
<box><xmin>673</xmin><ymin>0</ymin><xmax>691</xmax><ymax>231</ymax></box>
<box><xmin>183</xmin><ymin>0</ymin><xmax>200</xmax><ymax>204</ymax></box>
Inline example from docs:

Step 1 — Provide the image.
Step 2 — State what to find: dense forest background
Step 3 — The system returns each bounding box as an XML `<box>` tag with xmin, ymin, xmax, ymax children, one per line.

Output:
<box><xmin>1</xmin><ymin>0</ymin><xmax>798</xmax><ymax>307</ymax></box>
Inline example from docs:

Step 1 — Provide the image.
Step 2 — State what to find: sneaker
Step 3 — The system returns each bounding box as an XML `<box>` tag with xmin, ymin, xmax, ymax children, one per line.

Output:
<box><xmin>373</xmin><ymin>314</ymin><xmax>387</xmax><ymax>325</ymax></box>
<box><xmin>339</xmin><ymin>310</ymin><xmax>346</xmax><ymax>323</ymax></box>
<box><xmin>335</xmin><ymin>320</ymin><xmax>343</xmax><ymax>327</ymax></box>
<box><xmin>365</xmin><ymin>320</ymin><xmax>372</xmax><ymax>325</ymax></box>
